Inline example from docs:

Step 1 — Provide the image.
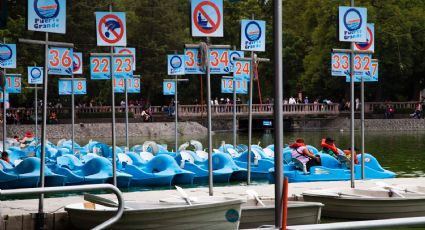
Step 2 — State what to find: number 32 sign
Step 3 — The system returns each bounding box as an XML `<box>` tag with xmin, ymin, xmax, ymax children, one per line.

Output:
<box><xmin>331</xmin><ymin>53</ymin><xmax>371</xmax><ymax>77</ymax></box>
<box><xmin>48</xmin><ymin>47</ymin><xmax>73</xmax><ymax>75</ymax></box>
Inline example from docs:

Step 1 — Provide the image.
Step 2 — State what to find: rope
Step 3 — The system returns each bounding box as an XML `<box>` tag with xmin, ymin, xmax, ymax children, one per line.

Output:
<box><xmin>199</xmin><ymin>42</ymin><xmax>209</xmax><ymax>72</ymax></box>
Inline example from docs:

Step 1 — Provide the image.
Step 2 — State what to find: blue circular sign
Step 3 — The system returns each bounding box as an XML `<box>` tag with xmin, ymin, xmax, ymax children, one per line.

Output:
<box><xmin>343</xmin><ymin>8</ymin><xmax>362</xmax><ymax>31</ymax></box>
<box><xmin>225</xmin><ymin>209</ymin><xmax>239</xmax><ymax>223</ymax></box>
<box><xmin>229</xmin><ymin>52</ymin><xmax>241</xmax><ymax>65</ymax></box>
<box><xmin>245</xmin><ymin>21</ymin><xmax>262</xmax><ymax>42</ymax></box>
<box><xmin>31</xmin><ymin>68</ymin><xmax>42</xmax><ymax>79</ymax></box>
<box><xmin>170</xmin><ymin>56</ymin><xmax>183</xmax><ymax>69</ymax></box>
<box><xmin>34</xmin><ymin>0</ymin><xmax>60</xmax><ymax>19</ymax></box>
<box><xmin>0</xmin><ymin>45</ymin><xmax>12</xmax><ymax>61</ymax></box>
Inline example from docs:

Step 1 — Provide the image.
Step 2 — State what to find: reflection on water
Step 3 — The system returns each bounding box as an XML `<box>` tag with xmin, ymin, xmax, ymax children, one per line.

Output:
<box><xmin>72</xmin><ymin>130</ymin><xmax>425</xmax><ymax>178</ymax></box>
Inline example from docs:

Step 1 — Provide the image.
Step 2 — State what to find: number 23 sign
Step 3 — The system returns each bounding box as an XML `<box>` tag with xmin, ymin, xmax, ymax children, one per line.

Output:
<box><xmin>331</xmin><ymin>53</ymin><xmax>371</xmax><ymax>77</ymax></box>
<box><xmin>48</xmin><ymin>47</ymin><xmax>73</xmax><ymax>75</ymax></box>
<box><xmin>90</xmin><ymin>56</ymin><xmax>133</xmax><ymax>80</ymax></box>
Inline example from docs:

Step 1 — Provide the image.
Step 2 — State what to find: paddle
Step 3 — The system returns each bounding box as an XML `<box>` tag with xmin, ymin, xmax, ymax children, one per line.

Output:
<box><xmin>246</xmin><ymin>190</ymin><xmax>266</xmax><ymax>207</ymax></box>
<box><xmin>84</xmin><ymin>194</ymin><xmax>133</xmax><ymax>210</ymax></box>
<box><xmin>175</xmin><ymin>186</ymin><xmax>192</xmax><ymax>206</ymax></box>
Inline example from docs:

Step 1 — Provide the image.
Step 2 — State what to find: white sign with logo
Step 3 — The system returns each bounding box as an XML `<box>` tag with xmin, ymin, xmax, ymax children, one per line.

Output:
<box><xmin>339</xmin><ymin>6</ymin><xmax>367</xmax><ymax>42</ymax></box>
<box><xmin>241</xmin><ymin>20</ymin><xmax>266</xmax><ymax>52</ymax></box>
<box><xmin>28</xmin><ymin>66</ymin><xmax>44</xmax><ymax>84</ymax></box>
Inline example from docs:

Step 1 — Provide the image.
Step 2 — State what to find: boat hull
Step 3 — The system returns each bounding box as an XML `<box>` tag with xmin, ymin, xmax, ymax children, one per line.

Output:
<box><xmin>66</xmin><ymin>197</ymin><xmax>244</xmax><ymax>230</ymax></box>
<box><xmin>239</xmin><ymin>201</ymin><xmax>323</xmax><ymax>229</ymax></box>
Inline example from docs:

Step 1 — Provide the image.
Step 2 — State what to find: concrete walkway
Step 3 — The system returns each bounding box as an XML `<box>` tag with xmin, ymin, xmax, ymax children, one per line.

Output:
<box><xmin>1</xmin><ymin>177</ymin><xmax>424</xmax><ymax>217</ymax></box>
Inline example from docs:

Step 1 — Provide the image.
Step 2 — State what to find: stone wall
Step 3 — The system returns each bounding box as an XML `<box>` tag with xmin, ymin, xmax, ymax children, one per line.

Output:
<box><xmin>293</xmin><ymin>118</ymin><xmax>425</xmax><ymax>131</ymax></box>
<box><xmin>0</xmin><ymin>122</ymin><xmax>209</xmax><ymax>139</ymax></box>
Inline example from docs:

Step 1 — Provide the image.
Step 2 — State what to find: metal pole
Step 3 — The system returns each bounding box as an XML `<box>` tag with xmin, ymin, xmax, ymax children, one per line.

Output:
<box><xmin>247</xmin><ymin>51</ymin><xmax>254</xmax><ymax>185</ymax></box>
<box><xmin>38</xmin><ymin>31</ymin><xmax>49</xmax><ymax>227</ymax></box>
<box><xmin>206</xmin><ymin>38</ymin><xmax>213</xmax><ymax>196</ymax></box>
<box><xmin>274</xmin><ymin>0</ymin><xmax>284</xmax><ymax>228</ymax></box>
<box><xmin>350</xmin><ymin>0</ymin><xmax>356</xmax><ymax>188</ymax></box>
<box><xmin>124</xmin><ymin>76</ymin><xmax>129</xmax><ymax>149</ymax></box>
<box><xmin>361</xmin><ymin>75</ymin><xmax>365</xmax><ymax>179</ymax></box>
<box><xmin>175</xmin><ymin>75</ymin><xmax>178</xmax><ymax>153</ymax></box>
<box><xmin>35</xmin><ymin>86</ymin><xmax>38</xmax><ymax>139</ymax></box>
<box><xmin>109</xmin><ymin>5</ymin><xmax>117</xmax><ymax>187</ymax></box>
<box><xmin>71</xmin><ymin>75</ymin><xmax>75</xmax><ymax>155</ymax></box>
<box><xmin>232</xmin><ymin>47</ymin><xmax>237</xmax><ymax>150</ymax></box>
<box><xmin>2</xmin><ymin>68</ymin><xmax>6</xmax><ymax>151</ymax></box>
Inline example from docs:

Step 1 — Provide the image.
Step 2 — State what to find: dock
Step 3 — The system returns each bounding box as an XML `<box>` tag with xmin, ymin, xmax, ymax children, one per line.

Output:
<box><xmin>1</xmin><ymin>177</ymin><xmax>424</xmax><ymax>229</ymax></box>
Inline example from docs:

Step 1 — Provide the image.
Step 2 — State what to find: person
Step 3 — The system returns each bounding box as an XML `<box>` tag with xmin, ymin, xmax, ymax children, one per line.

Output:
<box><xmin>1</xmin><ymin>151</ymin><xmax>12</xmax><ymax>165</ymax></box>
<box><xmin>320</xmin><ymin>137</ymin><xmax>340</xmax><ymax>159</ymax></box>
<box><xmin>20</xmin><ymin>131</ymin><xmax>35</xmax><ymax>148</ymax></box>
<box><xmin>411</xmin><ymin>103</ymin><xmax>422</xmax><ymax>119</ymax></box>
<box><xmin>288</xmin><ymin>96</ymin><xmax>296</xmax><ymax>105</ymax></box>
<box><xmin>290</xmin><ymin>138</ymin><xmax>321</xmax><ymax>171</ymax></box>
<box><xmin>343</xmin><ymin>147</ymin><xmax>359</xmax><ymax>164</ymax></box>
<box><xmin>13</xmin><ymin>135</ymin><xmax>19</xmax><ymax>142</ymax></box>
<box><xmin>304</xmin><ymin>97</ymin><xmax>309</xmax><ymax>104</ymax></box>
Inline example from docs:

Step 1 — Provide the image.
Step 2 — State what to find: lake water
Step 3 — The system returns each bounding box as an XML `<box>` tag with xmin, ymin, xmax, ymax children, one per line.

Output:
<box><xmin>74</xmin><ymin>130</ymin><xmax>425</xmax><ymax>178</ymax></box>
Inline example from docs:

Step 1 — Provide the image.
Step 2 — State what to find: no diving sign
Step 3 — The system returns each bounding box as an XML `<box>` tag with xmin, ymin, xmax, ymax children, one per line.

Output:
<box><xmin>191</xmin><ymin>0</ymin><xmax>223</xmax><ymax>37</ymax></box>
<box><xmin>96</xmin><ymin>12</ymin><xmax>127</xmax><ymax>46</ymax></box>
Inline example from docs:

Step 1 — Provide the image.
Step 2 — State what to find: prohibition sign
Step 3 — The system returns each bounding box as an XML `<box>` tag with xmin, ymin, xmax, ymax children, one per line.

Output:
<box><xmin>355</xmin><ymin>26</ymin><xmax>373</xmax><ymax>51</ymax></box>
<box><xmin>193</xmin><ymin>1</ymin><xmax>221</xmax><ymax>34</ymax></box>
<box><xmin>73</xmin><ymin>53</ymin><xmax>81</xmax><ymax>72</ymax></box>
<box><xmin>98</xmin><ymin>14</ymin><xmax>125</xmax><ymax>44</ymax></box>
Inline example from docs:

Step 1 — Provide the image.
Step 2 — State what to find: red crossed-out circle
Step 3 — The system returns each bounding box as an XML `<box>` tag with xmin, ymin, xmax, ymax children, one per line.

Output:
<box><xmin>355</xmin><ymin>26</ymin><xmax>373</xmax><ymax>51</ymax></box>
<box><xmin>193</xmin><ymin>1</ymin><xmax>221</xmax><ymax>34</ymax></box>
<box><xmin>98</xmin><ymin>14</ymin><xmax>125</xmax><ymax>44</ymax></box>
<box><xmin>73</xmin><ymin>53</ymin><xmax>81</xmax><ymax>71</ymax></box>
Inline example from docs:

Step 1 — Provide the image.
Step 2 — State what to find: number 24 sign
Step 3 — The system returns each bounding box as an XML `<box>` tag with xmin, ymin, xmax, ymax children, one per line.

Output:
<box><xmin>331</xmin><ymin>53</ymin><xmax>372</xmax><ymax>77</ymax></box>
<box><xmin>90</xmin><ymin>56</ymin><xmax>133</xmax><ymax>80</ymax></box>
<box><xmin>48</xmin><ymin>47</ymin><xmax>73</xmax><ymax>75</ymax></box>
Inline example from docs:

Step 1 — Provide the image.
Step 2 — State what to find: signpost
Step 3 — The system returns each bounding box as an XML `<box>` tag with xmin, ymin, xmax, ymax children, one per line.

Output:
<box><xmin>163</xmin><ymin>78</ymin><xmax>188</xmax><ymax>153</ymax></box>
<box><xmin>21</xmin><ymin>1</ymin><xmax>72</xmax><ymax>225</ymax></box>
<box><xmin>28</xmin><ymin>65</ymin><xmax>44</xmax><ymax>140</ymax></box>
<box><xmin>26</xmin><ymin>86</ymin><xmax>42</xmax><ymax>139</ymax></box>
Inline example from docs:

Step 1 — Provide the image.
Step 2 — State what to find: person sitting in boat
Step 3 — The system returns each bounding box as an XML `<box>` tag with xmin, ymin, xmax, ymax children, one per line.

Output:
<box><xmin>320</xmin><ymin>137</ymin><xmax>340</xmax><ymax>159</ymax></box>
<box><xmin>1</xmin><ymin>151</ymin><xmax>13</xmax><ymax>166</ymax></box>
<box><xmin>343</xmin><ymin>147</ymin><xmax>359</xmax><ymax>164</ymax></box>
<box><xmin>19</xmin><ymin>131</ymin><xmax>34</xmax><ymax>148</ymax></box>
<box><xmin>290</xmin><ymin>138</ymin><xmax>321</xmax><ymax>171</ymax></box>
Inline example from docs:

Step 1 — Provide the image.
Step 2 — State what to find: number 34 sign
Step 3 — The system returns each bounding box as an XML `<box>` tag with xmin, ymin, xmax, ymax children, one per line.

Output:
<box><xmin>48</xmin><ymin>47</ymin><xmax>73</xmax><ymax>75</ymax></box>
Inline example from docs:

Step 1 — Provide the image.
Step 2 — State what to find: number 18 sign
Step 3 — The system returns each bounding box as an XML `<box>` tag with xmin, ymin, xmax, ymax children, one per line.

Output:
<box><xmin>58</xmin><ymin>78</ymin><xmax>87</xmax><ymax>95</ymax></box>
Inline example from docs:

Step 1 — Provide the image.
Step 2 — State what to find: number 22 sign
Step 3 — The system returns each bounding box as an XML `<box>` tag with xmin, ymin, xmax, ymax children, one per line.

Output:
<box><xmin>48</xmin><ymin>47</ymin><xmax>73</xmax><ymax>75</ymax></box>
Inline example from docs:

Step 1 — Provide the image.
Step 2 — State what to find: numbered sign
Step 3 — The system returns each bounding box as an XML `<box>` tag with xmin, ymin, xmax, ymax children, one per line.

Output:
<box><xmin>73</xmin><ymin>52</ymin><xmax>83</xmax><ymax>74</ymax></box>
<box><xmin>113</xmin><ymin>77</ymin><xmax>126</xmax><ymax>93</ymax></box>
<box><xmin>96</xmin><ymin>12</ymin><xmax>127</xmax><ymax>46</ymax></box>
<box><xmin>168</xmin><ymin>55</ymin><xmax>185</xmax><ymax>75</ymax></box>
<box><xmin>28</xmin><ymin>67</ymin><xmax>44</xmax><ymax>84</ymax></box>
<box><xmin>241</xmin><ymin>20</ymin><xmax>266</xmax><ymax>52</ymax></box>
<box><xmin>229</xmin><ymin>51</ymin><xmax>244</xmax><ymax>73</ymax></box>
<box><xmin>4</xmin><ymin>76</ymin><xmax>21</xmax><ymax>93</ymax></box>
<box><xmin>0</xmin><ymin>92</ymin><xmax>9</xmax><ymax>102</ymax></box>
<box><xmin>233</xmin><ymin>60</ymin><xmax>251</xmax><ymax>80</ymax></box>
<box><xmin>353</xmin><ymin>53</ymin><xmax>372</xmax><ymax>77</ymax></box>
<box><xmin>235</xmin><ymin>79</ymin><xmax>248</xmax><ymax>94</ymax></box>
<box><xmin>0</xmin><ymin>44</ymin><xmax>17</xmax><ymax>69</ymax></box>
<box><xmin>221</xmin><ymin>78</ymin><xmax>233</xmax><ymax>94</ymax></box>
<box><xmin>115</xmin><ymin>47</ymin><xmax>136</xmax><ymax>70</ymax></box>
<box><xmin>48</xmin><ymin>47</ymin><xmax>73</xmax><ymax>75</ymax></box>
<box><xmin>113</xmin><ymin>56</ymin><xmax>133</xmax><ymax>78</ymax></box>
<box><xmin>191</xmin><ymin>0</ymin><xmax>223</xmax><ymax>37</ymax></box>
<box><xmin>331</xmin><ymin>53</ymin><xmax>350</xmax><ymax>76</ymax></box>
<box><xmin>339</xmin><ymin>7</ymin><xmax>367</xmax><ymax>42</ymax></box>
<box><xmin>28</xmin><ymin>0</ymin><xmax>67</xmax><ymax>34</ymax></box>
<box><xmin>59</xmin><ymin>79</ymin><xmax>87</xmax><ymax>95</ymax></box>
<box><xmin>369</xmin><ymin>60</ymin><xmax>378</xmax><ymax>82</ymax></box>
<box><xmin>163</xmin><ymin>80</ymin><xmax>176</xmax><ymax>95</ymax></box>
<box><xmin>90</xmin><ymin>56</ymin><xmax>111</xmax><ymax>80</ymax></box>
<box><xmin>184</xmin><ymin>48</ymin><xmax>205</xmax><ymax>74</ymax></box>
<box><xmin>127</xmin><ymin>77</ymin><xmax>141</xmax><ymax>93</ymax></box>
<box><xmin>209</xmin><ymin>48</ymin><xmax>230</xmax><ymax>74</ymax></box>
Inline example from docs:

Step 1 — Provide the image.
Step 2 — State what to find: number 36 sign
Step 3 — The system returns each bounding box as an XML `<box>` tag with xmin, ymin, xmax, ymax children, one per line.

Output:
<box><xmin>48</xmin><ymin>47</ymin><xmax>73</xmax><ymax>75</ymax></box>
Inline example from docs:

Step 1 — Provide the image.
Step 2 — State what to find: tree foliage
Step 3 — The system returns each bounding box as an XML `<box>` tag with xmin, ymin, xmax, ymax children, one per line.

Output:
<box><xmin>2</xmin><ymin>0</ymin><xmax>425</xmax><ymax>107</ymax></box>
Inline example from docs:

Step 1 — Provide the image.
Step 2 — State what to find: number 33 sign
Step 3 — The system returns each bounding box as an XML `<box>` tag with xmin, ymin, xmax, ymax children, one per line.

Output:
<box><xmin>48</xmin><ymin>47</ymin><xmax>73</xmax><ymax>75</ymax></box>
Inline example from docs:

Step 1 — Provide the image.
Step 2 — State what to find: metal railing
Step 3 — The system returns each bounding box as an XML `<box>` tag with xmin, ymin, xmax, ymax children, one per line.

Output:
<box><xmin>0</xmin><ymin>184</ymin><xmax>124</xmax><ymax>230</ymax></box>
<box><xmin>287</xmin><ymin>216</ymin><xmax>425</xmax><ymax>230</ymax></box>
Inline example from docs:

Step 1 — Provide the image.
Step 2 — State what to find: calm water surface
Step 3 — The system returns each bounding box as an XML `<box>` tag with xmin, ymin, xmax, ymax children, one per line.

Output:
<box><xmin>73</xmin><ymin>130</ymin><xmax>425</xmax><ymax>178</ymax></box>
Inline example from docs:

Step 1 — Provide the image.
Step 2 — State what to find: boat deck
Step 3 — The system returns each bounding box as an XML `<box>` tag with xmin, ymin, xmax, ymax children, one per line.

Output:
<box><xmin>1</xmin><ymin>177</ymin><xmax>423</xmax><ymax>217</ymax></box>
